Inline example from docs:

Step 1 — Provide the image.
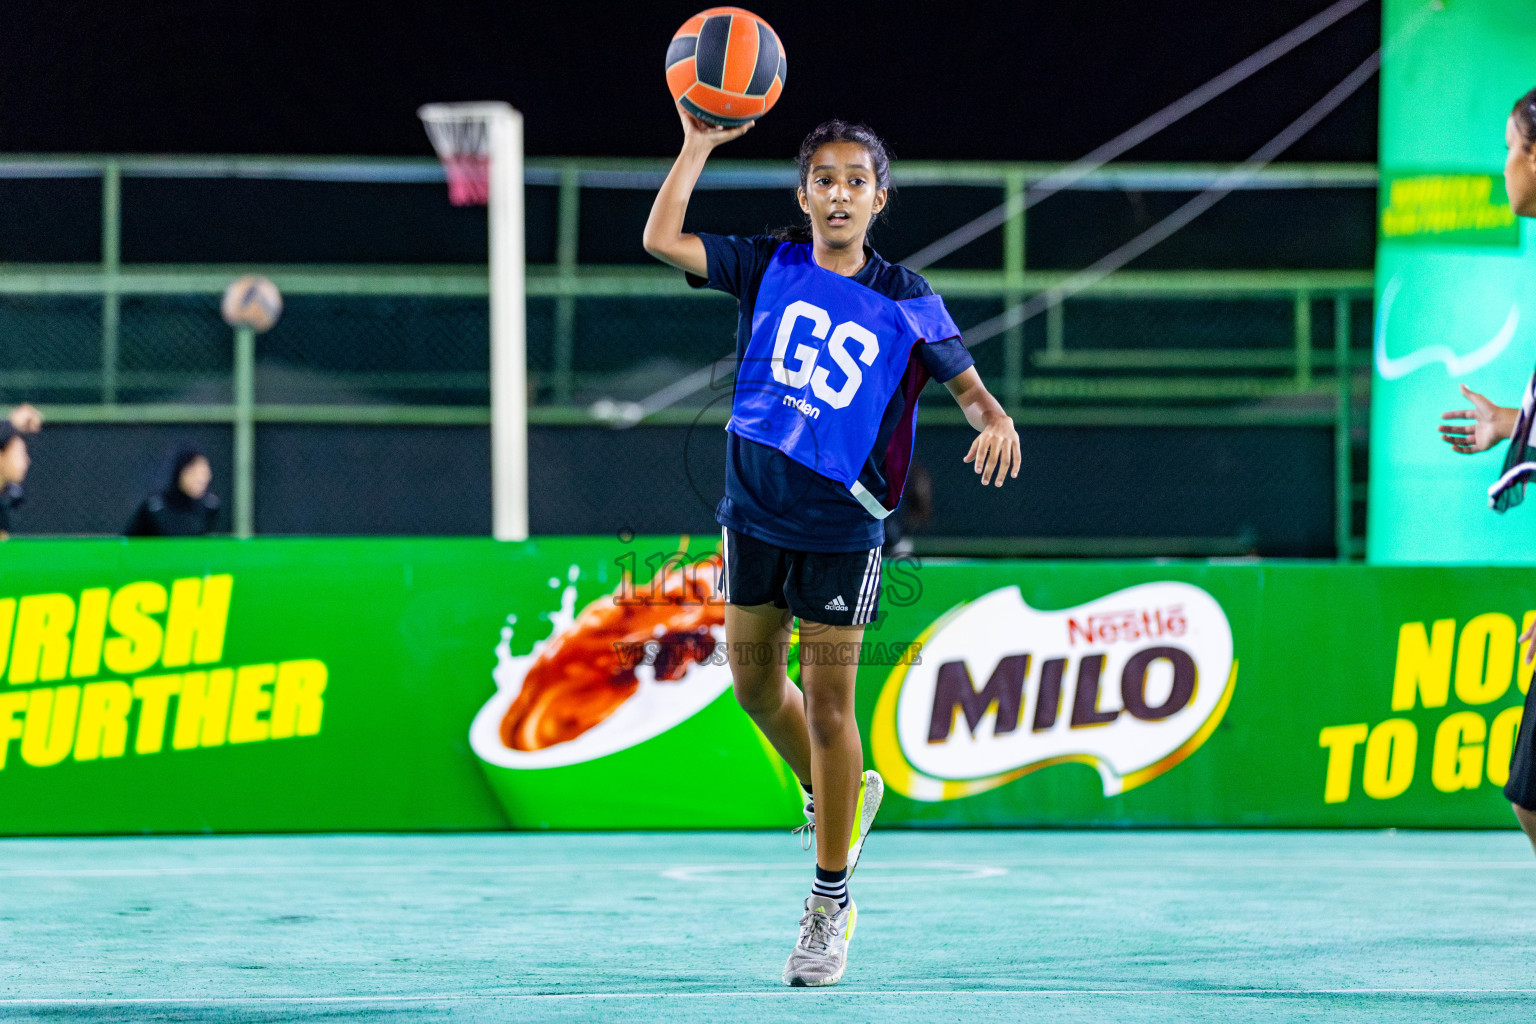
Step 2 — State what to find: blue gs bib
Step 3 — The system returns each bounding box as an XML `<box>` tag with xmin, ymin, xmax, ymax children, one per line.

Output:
<box><xmin>726</xmin><ymin>243</ymin><xmax>961</xmax><ymax>519</ymax></box>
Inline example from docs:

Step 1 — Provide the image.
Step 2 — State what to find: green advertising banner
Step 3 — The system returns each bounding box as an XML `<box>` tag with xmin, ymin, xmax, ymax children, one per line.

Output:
<box><xmin>1369</xmin><ymin>0</ymin><xmax>1536</xmax><ymax>562</ymax></box>
<box><xmin>0</xmin><ymin>539</ymin><xmax>1531</xmax><ymax>833</ymax></box>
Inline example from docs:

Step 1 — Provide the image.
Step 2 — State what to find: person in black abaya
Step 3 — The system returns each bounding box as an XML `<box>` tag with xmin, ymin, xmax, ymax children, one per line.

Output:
<box><xmin>125</xmin><ymin>446</ymin><xmax>221</xmax><ymax>536</ymax></box>
<box><xmin>0</xmin><ymin>421</ymin><xmax>31</xmax><ymax>540</ymax></box>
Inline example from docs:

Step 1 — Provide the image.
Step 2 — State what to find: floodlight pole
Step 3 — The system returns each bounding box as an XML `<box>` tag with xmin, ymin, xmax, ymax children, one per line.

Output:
<box><xmin>489</xmin><ymin>106</ymin><xmax>529</xmax><ymax>541</ymax></box>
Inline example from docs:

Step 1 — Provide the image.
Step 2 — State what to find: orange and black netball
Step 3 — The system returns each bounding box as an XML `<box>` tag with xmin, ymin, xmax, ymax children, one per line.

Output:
<box><xmin>665</xmin><ymin>8</ymin><xmax>786</xmax><ymax>127</ymax></box>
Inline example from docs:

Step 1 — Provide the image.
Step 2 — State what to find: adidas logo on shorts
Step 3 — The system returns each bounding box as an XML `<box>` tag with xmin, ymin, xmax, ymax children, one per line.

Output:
<box><xmin>824</xmin><ymin>594</ymin><xmax>849</xmax><ymax>612</ymax></box>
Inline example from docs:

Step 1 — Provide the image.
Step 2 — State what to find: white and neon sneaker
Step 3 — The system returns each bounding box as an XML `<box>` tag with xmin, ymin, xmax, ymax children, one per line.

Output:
<box><xmin>791</xmin><ymin>770</ymin><xmax>884</xmax><ymax>871</ymax></box>
<box><xmin>847</xmin><ymin>769</ymin><xmax>884</xmax><ymax>878</ymax></box>
<box><xmin>792</xmin><ymin>788</ymin><xmax>816</xmax><ymax>851</ymax></box>
<box><xmin>782</xmin><ymin>895</ymin><xmax>857</xmax><ymax>987</ymax></box>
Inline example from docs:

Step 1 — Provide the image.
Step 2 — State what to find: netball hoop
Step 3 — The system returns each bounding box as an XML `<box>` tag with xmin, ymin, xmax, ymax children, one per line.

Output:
<box><xmin>419</xmin><ymin>101</ymin><xmax>528</xmax><ymax>541</ymax></box>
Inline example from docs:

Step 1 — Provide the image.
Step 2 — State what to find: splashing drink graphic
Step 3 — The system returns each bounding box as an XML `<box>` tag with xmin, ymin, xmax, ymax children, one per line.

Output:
<box><xmin>468</xmin><ymin>561</ymin><xmax>803</xmax><ymax>828</ymax></box>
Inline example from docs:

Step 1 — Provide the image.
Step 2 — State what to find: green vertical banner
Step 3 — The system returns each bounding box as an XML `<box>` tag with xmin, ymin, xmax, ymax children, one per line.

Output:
<box><xmin>1369</xmin><ymin>1</ymin><xmax>1536</xmax><ymax>562</ymax></box>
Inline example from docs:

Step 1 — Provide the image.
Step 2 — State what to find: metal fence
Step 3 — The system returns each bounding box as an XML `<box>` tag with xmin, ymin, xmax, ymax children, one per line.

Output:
<box><xmin>0</xmin><ymin>155</ymin><xmax>1375</xmax><ymax>553</ymax></box>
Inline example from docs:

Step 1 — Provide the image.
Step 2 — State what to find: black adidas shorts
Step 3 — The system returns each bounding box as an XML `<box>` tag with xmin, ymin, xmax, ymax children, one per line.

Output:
<box><xmin>1504</xmin><ymin>680</ymin><xmax>1536</xmax><ymax>808</ymax></box>
<box><xmin>718</xmin><ymin>527</ymin><xmax>883</xmax><ymax>626</ymax></box>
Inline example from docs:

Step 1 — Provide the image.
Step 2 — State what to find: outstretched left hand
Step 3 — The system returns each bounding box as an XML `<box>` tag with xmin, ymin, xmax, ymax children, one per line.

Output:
<box><xmin>963</xmin><ymin>414</ymin><xmax>1020</xmax><ymax>487</ymax></box>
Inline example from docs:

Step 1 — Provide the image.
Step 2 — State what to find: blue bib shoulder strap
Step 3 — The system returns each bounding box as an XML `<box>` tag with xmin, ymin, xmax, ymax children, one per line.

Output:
<box><xmin>896</xmin><ymin>293</ymin><xmax>961</xmax><ymax>345</ymax></box>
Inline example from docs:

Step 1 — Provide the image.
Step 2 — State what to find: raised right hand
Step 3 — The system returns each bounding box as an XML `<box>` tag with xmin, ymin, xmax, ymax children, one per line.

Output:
<box><xmin>643</xmin><ymin>106</ymin><xmax>747</xmax><ymax>276</ymax></box>
<box><xmin>678</xmin><ymin>105</ymin><xmax>754</xmax><ymax>151</ymax></box>
<box><xmin>1439</xmin><ymin>384</ymin><xmax>1518</xmax><ymax>454</ymax></box>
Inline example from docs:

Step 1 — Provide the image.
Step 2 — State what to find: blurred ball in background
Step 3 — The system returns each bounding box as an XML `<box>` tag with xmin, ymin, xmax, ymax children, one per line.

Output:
<box><xmin>221</xmin><ymin>275</ymin><xmax>283</xmax><ymax>333</ymax></box>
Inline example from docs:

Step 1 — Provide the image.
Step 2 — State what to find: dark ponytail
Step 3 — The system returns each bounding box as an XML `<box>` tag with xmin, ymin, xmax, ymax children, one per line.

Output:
<box><xmin>1514</xmin><ymin>87</ymin><xmax>1536</xmax><ymax>148</ymax></box>
<box><xmin>773</xmin><ymin>119</ymin><xmax>894</xmax><ymax>243</ymax></box>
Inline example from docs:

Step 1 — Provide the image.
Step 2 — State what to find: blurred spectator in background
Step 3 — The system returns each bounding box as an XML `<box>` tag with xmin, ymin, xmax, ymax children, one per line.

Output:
<box><xmin>0</xmin><ymin>403</ymin><xmax>43</xmax><ymax>539</ymax></box>
<box><xmin>0</xmin><ymin>422</ymin><xmax>32</xmax><ymax>540</ymax></box>
<box><xmin>125</xmin><ymin>446</ymin><xmax>221</xmax><ymax>537</ymax></box>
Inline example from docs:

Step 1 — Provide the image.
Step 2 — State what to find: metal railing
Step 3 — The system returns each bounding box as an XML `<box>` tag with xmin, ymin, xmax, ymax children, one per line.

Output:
<box><xmin>0</xmin><ymin>155</ymin><xmax>1376</xmax><ymax>553</ymax></box>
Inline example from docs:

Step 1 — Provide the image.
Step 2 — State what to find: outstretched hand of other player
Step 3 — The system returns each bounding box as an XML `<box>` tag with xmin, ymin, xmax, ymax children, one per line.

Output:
<box><xmin>1440</xmin><ymin>384</ymin><xmax>1517</xmax><ymax>454</ymax></box>
<box><xmin>945</xmin><ymin>368</ymin><xmax>1020</xmax><ymax>487</ymax></box>
<box><xmin>1521</xmin><ymin>617</ymin><xmax>1536</xmax><ymax>666</ymax></box>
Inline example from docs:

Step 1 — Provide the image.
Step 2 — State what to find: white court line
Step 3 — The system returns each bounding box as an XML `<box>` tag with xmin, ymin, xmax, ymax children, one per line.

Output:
<box><xmin>0</xmin><ymin>988</ymin><xmax>1529</xmax><ymax>1005</ymax></box>
<box><xmin>0</xmin><ymin>864</ymin><xmax>658</xmax><ymax>878</ymax></box>
<box><xmin>0</xmin><ymin>857</ymin><xmax>1527</xmax><ymax>878</ymax></box>
<box><xmin>956</xmin><ymin>858</ymin><xmax>1536</xmax><ymax>871</ymax></box>
<box><xmin>0</xmin><ymin>859</ymin><xmax>1007</xmax><ymax>879</ymax></box>
<box><xmin>662</xmin><ymin>861</ymin><xmax>1007</xmax><ymax>882</ymax></box>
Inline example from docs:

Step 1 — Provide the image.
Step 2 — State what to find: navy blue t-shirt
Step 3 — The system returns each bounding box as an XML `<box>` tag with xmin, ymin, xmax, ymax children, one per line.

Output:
<box><xmin>690</xmin><ymin>233</ymin><xmax>975</xmax><ymax>553</ymax></box>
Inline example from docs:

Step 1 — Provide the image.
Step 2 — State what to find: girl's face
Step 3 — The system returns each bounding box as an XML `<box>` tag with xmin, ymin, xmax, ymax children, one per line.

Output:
<box><xmin>797</xmin><ymin>141</ymin><xmax>887</xmax><ymax>250</ymax></box>
<box><xmin>1504</xmin><ymin>115</ymin><xmax>1536</xmax><ymax>217</ymax></box>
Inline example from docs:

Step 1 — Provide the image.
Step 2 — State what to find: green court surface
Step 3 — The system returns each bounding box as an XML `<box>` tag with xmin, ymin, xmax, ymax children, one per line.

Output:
<box><xmin>1</xmin><ymin>830</ymin><xmax>1531</xmax><ymax>1022</ymax></box>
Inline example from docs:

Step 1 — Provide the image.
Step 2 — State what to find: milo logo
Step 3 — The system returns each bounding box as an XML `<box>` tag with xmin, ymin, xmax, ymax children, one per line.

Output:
<box><xmin>872</xmin><ymin>582</ymin><xmax>1236</xmax><ymax>801</ymax></box>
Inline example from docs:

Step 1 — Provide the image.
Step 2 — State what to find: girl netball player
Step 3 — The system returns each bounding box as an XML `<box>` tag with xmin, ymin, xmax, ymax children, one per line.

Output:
<box><xmin>644</xmin><ymin>109</ymin><xmax>1020</xmax><ymax>986</ymax></box>
<box><xmin>1437</xmin><ymin>86</ymin><xmax>1536</xmax><ymax>849</ymax></box>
